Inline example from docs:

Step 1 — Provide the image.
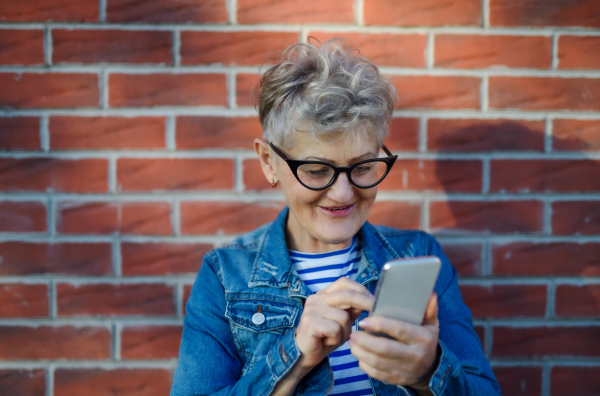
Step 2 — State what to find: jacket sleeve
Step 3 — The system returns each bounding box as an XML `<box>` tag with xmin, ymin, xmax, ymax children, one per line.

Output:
<box><xmin>170</xmin><ymin>252</ymin><xmax>302</xmax><ymax>396</ymax></box>
<box><xmin>422</xmin><ymin>234</ymin><xmax>501</xmax><ymax>396</ymax></box>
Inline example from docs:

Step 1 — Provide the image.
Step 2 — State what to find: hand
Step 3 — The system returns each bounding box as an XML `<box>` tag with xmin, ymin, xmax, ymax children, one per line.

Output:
<box><xmin>295</xmin><ymin>277</ymin><xmax>374</xmax><ymax>370</ymax></box>
<box><xmin>349</xmin><ymin>293</ymin><xmax>440</xmax><ymax>393</ymax></box>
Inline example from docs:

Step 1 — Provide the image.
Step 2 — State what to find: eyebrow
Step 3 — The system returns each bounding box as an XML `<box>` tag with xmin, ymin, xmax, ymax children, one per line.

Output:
<box><xmin>302</xmin><ymin>152</ymin><xmax>377</xmax><ymax>164</ymax></box>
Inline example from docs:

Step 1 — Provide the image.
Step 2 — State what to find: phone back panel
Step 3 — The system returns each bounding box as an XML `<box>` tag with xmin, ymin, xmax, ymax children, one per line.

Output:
<box><xmin>370</xmin><ymin>256</ymin><xmax>441</xmax><ymax>325</ymax></box>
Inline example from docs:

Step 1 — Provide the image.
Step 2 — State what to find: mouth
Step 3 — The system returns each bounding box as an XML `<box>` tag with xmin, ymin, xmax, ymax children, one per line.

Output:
<box><xmin>320</xmin><ymin>203</ymin><xmax>355</xmax><ymax>216</ymax></box>
<box><xmin>327</xmin><ymin>205</ymin><xmax>351</xmax><ymax>211</ymax></box>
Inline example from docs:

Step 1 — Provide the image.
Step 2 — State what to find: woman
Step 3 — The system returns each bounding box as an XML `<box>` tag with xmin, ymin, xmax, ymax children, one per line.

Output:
<box><xmin>171</xmin><ymin>39</ymin><xmax>500</xmax><ymax>396</ymax></box>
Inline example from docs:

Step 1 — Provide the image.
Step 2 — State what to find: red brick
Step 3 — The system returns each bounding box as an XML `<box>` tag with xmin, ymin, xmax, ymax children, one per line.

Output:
<box><xmin>50</xmin><ymin>116</ymin><xmax>166</xmax><ymax>150</ymax></box>
<box><xmin>428</xmin><ymin>118</ymin><xmax>545</xmax><ymax>152</ymax></box>
<box><xmin>177</xmin><ymin>116</ymin><xmax>262</xmax><ymax>149</ymax></box>
<box><xmin>491</xmin><ymin>159</ymin><xmax>600</xmax><ymax>193</ymax></box>
<box><xmin>53</xmin><ymin>29</ymin><xmax>172</xmax><ymax>65</ymax></box>
<box><xmin>0</xmin><ymin>29</ymin><xmax>44</xmax><ymax>65</ymax></box>
<box><xmin>117</xmin><ymin>158</ymin><xmax>234</xmax><ymax>192</ymax></box>
<box><xmin>552</xmin><ymin>201</ymin><xmax>600</xmax><ymax>235</ymax></box>
<box><xmin>388</xmin><ymin>75</ymin><xmax>480</xmax><ymax>109</ymax></box>
<box><xmin>553</xmin><ymin>119</ymin><xmax>600</xmax><ymax>151</ymax></box>
<box><xmin>0</xmin><ymin>158</ymin><xmax>108</xmax><ymax>193</ymax></box>
<box><xmin>430</xmin><ymin>201</ymin><xmax>544</xmax><ymax>234</ymax></box>
<box><xmin>236</xmin><ymin>73</ymin><xmax>259</xmax><ymax>107</ymax></box>
<box><xmin>0</xmin><ymin>201</ymin><xmax>46</xmax><ymax>232</ymax></box>
<box><xmin>0</xmin><ymin>242</ymin><xmax>112</xmax><ymax>276</ymax></box>
<box><xmin>180</xmin><ymin>201</ymin><xmax>285</xmax><ymax>234</ymax></box>
<box><xmin>56</xmin><ymin>201</ymin><xmax>117</xmax><ymax>234</ymax></box>
<box><xmin>460</xmin><ymin>284</ymin><xmax>547</xmax><ymax>319</ymax></box>
<box><xmin>56</xmin><ymin>201</ymin><xmax>172</xmax><ymax>235</ymax></box>
<box><xmin>493</xmin><ymin>326</ymin><xmax>600</xmax><ymax>357</ymax></box>
<box><xmin>0</xmin><ymin>284</ymin><xmax>48</xmax><ymax>317</ymax></box>
<box><xmin>0</xmin><ymin>369</ymin><xmax>45</xmax><ymax>396</ymax></box>
<box><xmin>385</xmin><ymin>118</ymin><xmax>419</xmax><ymax>151</ymax></box>
<box><xmin>181</xmin><ymin>31</ymin><xmax>298</xmax><ymax>66</ymax></box>
<box><xmin>182</xmin><ymin>284</ymin><xmax>193</xmax><ymax>315</ymax></box>
<box><xmin>121</xmin><ymin>325</ymin><xmax>182</xmax><ymax>359</ymax></box>
<box><xmin>367</xmin><ymin>201</ymin><xmax>421</xmax><ymax>230</ymax></box>
<box><xmin>490</xmin><ymin>0</ymin><xmax>600</xmax><ymax>27</ymax></box>
<box><xmin>0</xmin><ymin>0</ymin><xmax>98</xmax><ymax>22</ymax></box>
<box><xmin>493</xmin><ymin>366</ymin><xmax>542</xmax><ymax>396</ymax></box>
<box><xmin>55</xmin><ymin>368</ymin><xmax>171</xmax><ymax>396</ymax></box>
<box><xmin>0</xmin><ymin>117</ymin><xmax>40</xmax><ymax>150</ymax></box>
<box><xmin>492</xmin><ymin>242</ymin><xmax>600</xmax><ymax>277</ymax></box>
<box><xmin>238</xmin><ymin>0</ymin><xmax>354</xmax><ymax>24</ymax></box>
<box><xmin>439</xmin><ymin>242</ymin><xmax>483</xmax><ymax>276</ymax></box>
<box><xmin>0</xmin><ymin>73</ymin><xmax>99</xmax><ymax>108</ymax></box>
<box><xmin>364</xmin><ymin>0</ymin><xmax>481</xmax><ymax>26</ymax></box>
<box><xmin>551</xmin><ymin>366</ymin><xmax>600</xmax><ymax>396</ymax></box>
<box><xmin>109</xmin><ymin>73</ymin><xmax>227</xmax><ymax>107</ymax></box>
<box><xmin>435</xmin><ymin>34</ymin><xmax>551</xmax><ymax>69</ymax></box>
<box><xmin>57</xmin><ymin>283</ymin><xmax>175</xmax><ymax>316</ymax></box>
<box><xmin>379</xmin><ymin>160</ymin><xmax>482</xmax><ymax>193</ymax></box>
<box><xmin>556</xmin><ymin>284</ymin><xmax>600</xmax><ymax>317</ymax></box>
<box><xmin>121</xmin><ymin>202</ymin><xmax>172</xmax><ymax>235</ymax></box>
<box><xmin>106</xmin><ymin>0</ymin><xmax>227</xmax><ymax>23</ymax></box>
<box><xmin>121</xmin><ymin>242</ymin><xmax>211</xmax><ymax>275</ymax></box>
<box><xmin>0</xmin><ymin>326</ymin><xmax>110</xmax><ymax>359</ymax></box>
<box><xmin>489</xmin><ymin>76</ymin><xmax>600</xmax><ymax>111</ymax></box>
<box><xmin>558</xmin><ymin>36</ymin><xmax>600</xmax><ymax>69</ymax></box>
<box><xmin>308</xmin><ymin>32</ymin><xmax>427</xmax><ymax>68</ymax></box>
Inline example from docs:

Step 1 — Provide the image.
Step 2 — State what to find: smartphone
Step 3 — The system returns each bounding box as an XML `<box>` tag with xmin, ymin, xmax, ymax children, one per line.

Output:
<box><xmin>369</xmin><ymin>256</ymin><xmax>441</xmax><ymax>326</ymax></box>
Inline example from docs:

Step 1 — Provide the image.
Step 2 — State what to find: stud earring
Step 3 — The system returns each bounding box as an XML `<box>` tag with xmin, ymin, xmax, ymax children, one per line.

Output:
<box><xmin>271</xmin><ymin>179</ymin><xmax>278</xmax><ymax>188</ymax></box>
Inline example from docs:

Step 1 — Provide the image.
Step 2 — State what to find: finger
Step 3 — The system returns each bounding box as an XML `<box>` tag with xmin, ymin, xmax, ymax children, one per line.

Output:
<box><xmin>317</xmin><ymin>277</ymin><xmax>373</xmax><ymax>298</ymax></box>
<box><xmin>422</xmin><ymin>292</ymin><xmax>439</xmax><ymax>326</ymax></box>
<box><xmin>350</xmin><ymin>330</ymin><xmax>409</xmax><ymax>357</ymax></box>
<box><xmin>298</xmin><ymin>316</ymin><xmax>345</xmax><ymax>347</ymax></box>
<box><xmin>357</xmin><ymin>316</ymin><xmax>421</xmax><ymax>344</ymax></box>
<box><xmin>318</xmin><ymin>289</ymin><xmax>374</xmax><ymax>312</ymax></box>
<box><xmin>305</xmin><ymin>303</ymin><xmax>354</xmax><ymax>338</ymax></box>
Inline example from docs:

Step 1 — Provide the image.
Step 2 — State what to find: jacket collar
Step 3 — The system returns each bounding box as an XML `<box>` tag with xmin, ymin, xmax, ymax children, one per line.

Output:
<box><xmin>248</xmin><ymin>207</ymin><xmax>402</xmax><ymax>297</ymax></box>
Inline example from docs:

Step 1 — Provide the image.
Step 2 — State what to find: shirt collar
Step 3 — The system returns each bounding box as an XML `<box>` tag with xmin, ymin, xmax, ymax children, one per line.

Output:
<box><xmin>248</xmin><ymin>207</ymin><xmax>401</xmax><ymax>295</ymax></box>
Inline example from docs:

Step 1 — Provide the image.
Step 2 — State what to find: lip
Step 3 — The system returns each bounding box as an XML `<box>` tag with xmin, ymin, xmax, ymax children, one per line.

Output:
<box><xmin>319</xmin><ymin>203</ymin><xmax>355</xmax><ymax>218</ymax></box>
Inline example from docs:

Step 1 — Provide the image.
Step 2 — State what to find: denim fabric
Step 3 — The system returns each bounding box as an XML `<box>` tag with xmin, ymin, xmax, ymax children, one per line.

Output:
<box><xmin>171</xmin><ymin>208</ymin><xmax>500</xmax><ymax>396</ymax></box>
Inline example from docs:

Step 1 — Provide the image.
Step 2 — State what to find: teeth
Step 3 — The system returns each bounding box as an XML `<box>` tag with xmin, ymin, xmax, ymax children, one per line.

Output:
<box><xmin>329</xmin><ymin>206</ymin><xmax>348</xmax><ymax>211</ymax></box>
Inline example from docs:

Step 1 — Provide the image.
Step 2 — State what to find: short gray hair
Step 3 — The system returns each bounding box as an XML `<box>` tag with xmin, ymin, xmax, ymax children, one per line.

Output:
<box><xmin>256</xmin><ymin>38</ymin><xmax>397</xmax><ymax>148</ymax></box>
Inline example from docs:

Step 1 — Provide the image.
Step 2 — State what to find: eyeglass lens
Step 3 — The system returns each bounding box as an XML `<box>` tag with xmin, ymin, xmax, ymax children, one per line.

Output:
<box><xmin>296</xmin><ymin>160</ymin><xmax>389</xmax><ymax>189</ymax></box>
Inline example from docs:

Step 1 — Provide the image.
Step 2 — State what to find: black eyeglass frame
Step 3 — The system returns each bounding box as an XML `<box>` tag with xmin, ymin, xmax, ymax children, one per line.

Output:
<box><xmin>268</xmin><ymin>142</ymin><xmax>398</xmax><ymax>191</ymax></box>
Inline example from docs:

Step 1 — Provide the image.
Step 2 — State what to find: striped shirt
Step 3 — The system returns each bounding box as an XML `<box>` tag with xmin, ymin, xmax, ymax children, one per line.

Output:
<box><xmin>290</xmin><ymin>237</ymin><xmax>373</xmax><ymax>396</ymax></box>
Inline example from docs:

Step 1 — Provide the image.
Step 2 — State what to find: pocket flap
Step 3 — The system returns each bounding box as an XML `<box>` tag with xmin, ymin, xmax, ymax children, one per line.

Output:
<box><xmin>226</xmin><ymin>299</ymin><xmax>299</xmax><ymax>332</ymax></box>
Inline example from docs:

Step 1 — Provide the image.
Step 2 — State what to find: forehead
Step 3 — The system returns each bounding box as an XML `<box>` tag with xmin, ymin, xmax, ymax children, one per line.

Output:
<box><xmin>285</xmin><ymin>131</ymin><xmax>379</xmax><ymax>160</ymax></box>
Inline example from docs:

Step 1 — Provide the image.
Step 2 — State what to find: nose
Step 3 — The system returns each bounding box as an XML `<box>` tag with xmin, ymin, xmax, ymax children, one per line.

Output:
<box><xmin>327</xmin><ymin>172</ymin><xmax>354</xmax><ymax>202</ymax></box>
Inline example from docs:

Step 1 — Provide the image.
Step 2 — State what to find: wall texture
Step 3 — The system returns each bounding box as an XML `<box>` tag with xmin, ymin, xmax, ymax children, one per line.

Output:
<box><xmin>0</xmin><ymin>0</ymin><xmax>599</xmax><ymax>395</ymax></box>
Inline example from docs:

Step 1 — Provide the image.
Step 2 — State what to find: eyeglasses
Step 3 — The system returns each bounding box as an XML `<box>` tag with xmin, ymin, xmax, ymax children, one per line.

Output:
<box><xmin>268</xmin><ymin>142</ymin><xmax>397</xmax><ymax>191</ymax></box>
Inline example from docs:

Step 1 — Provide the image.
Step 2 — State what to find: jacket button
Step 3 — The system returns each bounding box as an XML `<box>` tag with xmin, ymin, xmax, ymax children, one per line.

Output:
<box><xmin>252</xmin><ymin>312</ymin><xmax>265</xmax><ymax>325</ymax></box>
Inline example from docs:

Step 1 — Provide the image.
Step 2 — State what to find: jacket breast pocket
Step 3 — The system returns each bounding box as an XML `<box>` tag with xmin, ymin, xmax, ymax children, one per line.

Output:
<box><xmin>225</xmin><ymin>297</ymin><xmax>301</xmax><ymax>370</ymax></box>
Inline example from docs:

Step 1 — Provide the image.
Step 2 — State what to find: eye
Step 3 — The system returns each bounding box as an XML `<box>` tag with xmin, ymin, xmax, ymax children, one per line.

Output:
<box><xmin>353</xmin><ymin>164</ymin><xmax>375</xmax><ymax>175</ymax></box>
<box><xmin>298</xmin><ymin>164</ymin><xmax>334</xmax><ymax>179</ymax></box>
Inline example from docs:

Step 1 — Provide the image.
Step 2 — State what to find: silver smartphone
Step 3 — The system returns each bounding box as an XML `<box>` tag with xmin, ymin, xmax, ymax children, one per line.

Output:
<box><xmin>369</xmin><ymin>256</ymin><xmax>441</xmax><ymax>325</ymax></box>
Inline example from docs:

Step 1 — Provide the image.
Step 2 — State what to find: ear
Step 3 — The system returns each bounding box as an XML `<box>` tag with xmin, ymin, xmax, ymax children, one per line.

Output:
<box><xmin>254</xmin><ymin>139</ymin><xmax>278</xmax><ymax>184</ymax></box>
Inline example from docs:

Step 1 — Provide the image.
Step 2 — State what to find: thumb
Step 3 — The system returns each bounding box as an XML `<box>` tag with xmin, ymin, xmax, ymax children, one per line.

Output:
<box><xmin>422</xmin><ymin>292</ymin><xmax>439</xmax><ymax>326</ymax></box>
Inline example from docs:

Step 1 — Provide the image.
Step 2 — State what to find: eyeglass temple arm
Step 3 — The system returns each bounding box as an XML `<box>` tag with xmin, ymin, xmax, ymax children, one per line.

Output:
<box><xmin>382</xmin><ymin>145</ymin><xmax>394</xmax><ymax>157</ymax></box>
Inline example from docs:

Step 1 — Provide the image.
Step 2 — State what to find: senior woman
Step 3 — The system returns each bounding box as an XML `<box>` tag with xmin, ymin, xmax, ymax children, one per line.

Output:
<box><xmin>171</xmin><ymin>39</ymin><xmax>499</xmax><ymax>396</ymax></box>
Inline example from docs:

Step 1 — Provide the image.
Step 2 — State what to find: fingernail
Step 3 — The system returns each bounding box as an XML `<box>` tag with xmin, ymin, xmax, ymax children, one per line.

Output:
<box><xmin>357</xmin><ymin>319</ymin><xmax>370</xmax><ymax>329</ymax></box>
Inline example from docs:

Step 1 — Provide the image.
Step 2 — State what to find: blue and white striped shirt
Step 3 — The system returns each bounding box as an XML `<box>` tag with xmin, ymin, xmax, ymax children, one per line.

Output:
<box><xmin>290</xmin><ymin>237</ymin><xmax>373</xmax><ymax>396</ymax></box>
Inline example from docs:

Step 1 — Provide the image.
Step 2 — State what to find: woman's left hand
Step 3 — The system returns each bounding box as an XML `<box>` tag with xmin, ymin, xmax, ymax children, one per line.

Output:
<box><xmin>348</xmin><ymin>293</ymin><xmax>440</xmax><ymax>394</ymax></box>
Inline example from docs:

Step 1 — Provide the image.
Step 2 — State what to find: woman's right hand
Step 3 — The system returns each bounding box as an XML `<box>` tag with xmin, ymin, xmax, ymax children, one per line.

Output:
<box><xmin>295</xmin><ymin>277</ymin><xmax>374</xmax><ymax>369</ymax></box>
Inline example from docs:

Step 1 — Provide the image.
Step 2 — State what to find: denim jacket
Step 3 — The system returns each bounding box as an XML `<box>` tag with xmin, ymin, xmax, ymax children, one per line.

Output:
<box><xmin>171</xmin><ymin>208</ymin><xmax>500</xmax><ymax>396</ymax></box>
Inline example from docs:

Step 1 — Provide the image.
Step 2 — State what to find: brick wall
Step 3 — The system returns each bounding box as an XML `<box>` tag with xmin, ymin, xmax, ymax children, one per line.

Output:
<box><xmin>1</xmin><ymin>0</ymin><xmax>599</xmax><ymax>395</ymax></box>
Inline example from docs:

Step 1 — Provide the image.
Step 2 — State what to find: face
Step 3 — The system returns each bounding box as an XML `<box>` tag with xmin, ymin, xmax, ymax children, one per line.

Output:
<box><xmin>258</xmin><ymin>132</ymin><xmax>380</xmax><ymax>253</ymax></box>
